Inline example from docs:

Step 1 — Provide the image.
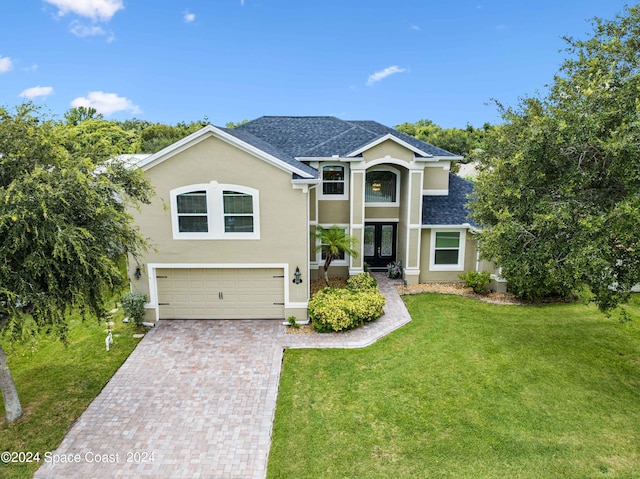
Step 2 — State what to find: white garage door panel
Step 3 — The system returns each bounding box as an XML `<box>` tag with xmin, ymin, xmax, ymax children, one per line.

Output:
<box><xmin>157</xmin><ymin>268</ymin><xmax>285</xmax><ymax>319</ymax></box>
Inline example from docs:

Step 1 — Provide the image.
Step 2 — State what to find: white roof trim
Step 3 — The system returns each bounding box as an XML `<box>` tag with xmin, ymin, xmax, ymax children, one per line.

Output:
<box><xmin>345</xmin><ymin>133</ymin><xmax>433</xmax><ymax>158</ymax></box>
<box><xmin>422</xmin><ymin>223</ymin><xmax>481</xmax><ymax>232</ymax></box>
<box><xmin>137</xmin><ymin>125</ymin><xmax>315</xmax><ymax>179</ymax></box>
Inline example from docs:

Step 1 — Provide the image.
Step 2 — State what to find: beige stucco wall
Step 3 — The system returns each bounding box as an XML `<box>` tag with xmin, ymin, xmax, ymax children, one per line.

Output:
<box><xmin>423</xmin><ymin>167</ymin><xmax>450</xmax><ymax>191</ymax></box>
<box><xmin>362</xmin><ymin>139</ymin><xmax>415</xmax><ymax>163</ymax></box>
<box><xmin>365</xmin><ymin>206</ymin><xmax>400</xmax><ymax>220</ymax></box>
<box><xmin>419</xmin><ymin>228</ymin><xmax>478</xmax><ymax>282</ymax></box>
<box><xmin>318</xmin><ymin>200</ymin><xmax>350</xmax><ymax>224</ymax></box>
<box><xmin>309</xmin><ymin>186</ymin><xmax>317</xmax><ymax>223</ymax></box>
<box><xmin>129</xmin><ymin>134</ymin><xmax>309</xmax><ymax>319</ymax></box>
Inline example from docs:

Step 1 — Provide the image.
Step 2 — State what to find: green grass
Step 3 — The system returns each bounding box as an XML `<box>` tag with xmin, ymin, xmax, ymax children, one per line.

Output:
<box><xmin>0</xmin><ymin>307</ymin><xmax>144</xmax><ymax>479</ymax></box>
<box><xmin>268</xmin><ymin>294</ymin><xmax>640</xmax><ymax>479</ymax></box>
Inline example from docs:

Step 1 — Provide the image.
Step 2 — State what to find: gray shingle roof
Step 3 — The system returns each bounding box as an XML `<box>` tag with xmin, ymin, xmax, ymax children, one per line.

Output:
<box><xmin>422</xmin><ymin>174</ymin><xmax>477</xmax><ymax>226</ymax></box>
<box><xmin>232</xmin><ymin>116</ymin><xmax>458</xmax><ymax>159</ymax></box>
<box><xmin>221</xmin><ymin>126</ymin><xmax>318</xmax><ymax>178</ymax></box>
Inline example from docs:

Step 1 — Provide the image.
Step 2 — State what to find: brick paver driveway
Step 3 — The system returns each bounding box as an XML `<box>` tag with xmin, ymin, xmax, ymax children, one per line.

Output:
<box><xmin>36</xmin><ymin>274</ymin><xmax>411</xmax><ymax>479</ymax></box>
<box><xmin>36</xmin><ymin>320</ymin><xmax>284</xmax><ymax>479</ymax></box>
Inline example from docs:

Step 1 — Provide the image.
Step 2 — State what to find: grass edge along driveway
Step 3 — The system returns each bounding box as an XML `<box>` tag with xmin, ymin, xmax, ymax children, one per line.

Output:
<box><xmin>268</xmin><ymin>293</ymin><xmax>640</xmax><ymax>479</ymax></box>
<box><xmin>0</xmin><ymin>309</ymin><xmax>144</xmax><ymax>479</ymax></box>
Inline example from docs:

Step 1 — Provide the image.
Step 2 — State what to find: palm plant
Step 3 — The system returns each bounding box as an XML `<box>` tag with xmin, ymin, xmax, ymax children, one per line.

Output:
<box><xmin>314</xmin><ymin>225</ymin><xmax>359</xmax><ymax>287</ymax></box>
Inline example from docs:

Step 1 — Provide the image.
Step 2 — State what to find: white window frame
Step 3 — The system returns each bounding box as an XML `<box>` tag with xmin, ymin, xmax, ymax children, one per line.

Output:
<box><xmin>318</xmin><ymin>163</ymin><xmax>349</xmax><ymax>200</ymax></box>
<box><xmin>170</xmin><ymin>182</ymin><xmax>260</xmax><ymax>240</ymax></box>
<box><xmin>365</xmin><ymin>166</ymin><xmax>400</xmax><ymax>207</ymax></box>
<box><xmin>316</xmin><ymin>224</ymin><xmax>350</xmax><ymax>266</ymax></box>
<box><xmin>429</xmin><ymin>229</ymin><xmax>466</xmax><ymax>271</ymax></box>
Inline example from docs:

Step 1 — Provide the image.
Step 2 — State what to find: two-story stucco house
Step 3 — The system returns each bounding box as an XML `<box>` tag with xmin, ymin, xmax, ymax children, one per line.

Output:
<box><xmin>128</xmin><ymin>116</ymin><xmax>483</xmax><ymax>323</ymax></box>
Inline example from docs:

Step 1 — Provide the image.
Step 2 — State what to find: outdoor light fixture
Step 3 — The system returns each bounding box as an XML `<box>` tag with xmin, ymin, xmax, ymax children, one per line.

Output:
<box><xmin>293</xmin><ymin>266</ymin><xmax>302</xmax><ymax>284</ymax></box>
<box><xmin>134</xmin><ymin>267</ymin><xmax>141</xmax><ymax>280</ymax></box>
<box><xmin>372</xmin><ymin>181</ymin><xmax>382</xmax><ymax>192</ymax></box>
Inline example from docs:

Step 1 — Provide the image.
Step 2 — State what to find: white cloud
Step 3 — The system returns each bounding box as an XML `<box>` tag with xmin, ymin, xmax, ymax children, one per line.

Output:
<box><xmin>366</xmin><ymin>66</ymin><xmax>409</xmax><ymax>86</ymax></box>
<box><xmin>20</xmin><ymin>86</ymin><xmax>54</xmax><ymax>99</ymax></box>
<box><xmin>183</xmin><ymin>11</ymin><xmax>196</xmax><ymax>23</ymax></box>
<box><xmin>0</xmin><ymin>56</ymin><xmax>14</xmax><ymax>73</ymax></box>
<box><xmin>71</xmin><ymin>91</ymin><xmax>141</xmax><ymax>116</ymax></box>
<box><xmin>410</xmin><ymin>24</ymin><xmax>420</xmax><ymax>31</ymax></box>
<box><xmin>70</xmin><ymin>20</ymin><xmax>106</xmax><ymax>37</ymax></box>
<box><xmin>44</xmin><ymin>0</ymin><xmax>124</xmax><ymax>21</ymax></box>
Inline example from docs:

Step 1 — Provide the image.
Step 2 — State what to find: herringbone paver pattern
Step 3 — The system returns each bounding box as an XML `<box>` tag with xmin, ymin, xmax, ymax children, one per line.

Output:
<box><xmin>35</xmin><ymin>274</ymin><xmax>410</xmax><ymax>479</ymax></box>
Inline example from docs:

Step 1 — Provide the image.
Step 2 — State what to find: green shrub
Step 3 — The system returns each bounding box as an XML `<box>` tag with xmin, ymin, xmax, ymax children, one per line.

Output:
<box><xmin>459</xmin><ymin>270</ymin><xmax>492</xmax><ymax>295</ymax></box>
<box><xmin>347</xmin><ymin>272</ymin><xmax>378</xmax><ymax>291</ymax></box>
<box><xmin>121</xmin><ymin>291</ymin><xmax>147</xmax><ymax>325</ymax></box>
<box><xmin>309</xmin><ymin>288</ymin><xmax>386</xmax><ymax>333</ymax></box>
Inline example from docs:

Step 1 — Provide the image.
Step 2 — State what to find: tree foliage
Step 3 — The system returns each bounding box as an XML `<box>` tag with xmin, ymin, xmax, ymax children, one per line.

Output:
<box><xmin>469</xmin><ymin>6</ymin><xmax>640</xmax><ymax>311</ymax></box>
<box><xmin>0</xmin><ymin>103</ymin><xmax>152</xmax><ymax>422</ymax></box>
<box><xmin>396</xmin><ymin>119</ymin><xmax>491</xmax><ymax>157</ymax></box>
<box><xmin>136</xmin><ymin>120</ymin><xmax>208</xmax><ymax>153</ymax></box>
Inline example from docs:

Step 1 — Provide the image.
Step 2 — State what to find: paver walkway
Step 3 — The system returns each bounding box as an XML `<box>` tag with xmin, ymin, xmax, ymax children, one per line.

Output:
<box><xmin>35</xmin><ymin>274</ymin><xmax>411</xmax><ymax>479</ymax></box>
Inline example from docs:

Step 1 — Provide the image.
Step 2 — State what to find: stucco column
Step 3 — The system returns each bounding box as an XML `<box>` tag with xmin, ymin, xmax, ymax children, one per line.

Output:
<box><xmin>349</xmin><ymin>165</ymin><xmax>366</xmax><ymax>275</ymax></box>
<box><xmin>404</xmin><ymin>169</ymin><xmax>424</xmax><ymax>285</ymax></box>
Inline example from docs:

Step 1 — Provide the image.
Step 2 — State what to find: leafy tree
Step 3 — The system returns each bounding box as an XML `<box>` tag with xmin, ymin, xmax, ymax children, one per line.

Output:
<box><xmin>469</xmin><ymin>6</ymin><xmax>640</xmax><ymax>311</ymax></box>
<box><xmin>63</xmin><ymin>106</ymin><xmax>103</xmax><ymax>126</ymax></box>
<box><xmin>138</xmin><ymin>120</ymin><xmax>208</xmax><ymax>153</ymax></box>
<box><xmin>313</xmin><ymin>226</ymin><xmax>359</xmax><ymax>287</ymax></box>
<box><xmin>63</xmin><ymin>118</ymin><xmax>141</xmax><ymax>159</ymax></box>
<box><xmin>225</xmin><ymin>119</ymin><xmax>249</xmax><ymax>129</ymax></box>
<box><xmin>0</xmin><ymin>104</ymin><xmax>152</xmax><ymax>423</ymax></box>
<box><xmin>395</xmin><ymin>119</ymin><xmax>488</xmax><ymax>156</ymax></box>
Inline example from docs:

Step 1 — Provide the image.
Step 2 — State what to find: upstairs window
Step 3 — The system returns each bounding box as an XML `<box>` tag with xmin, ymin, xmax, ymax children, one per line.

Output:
<box><xmin>171</xmin><ymin>183</ymin><xmax>259</xmax><ymax>240</ymax></box>
<box><xmin>223</xmin><ymin>191</ymin><xmax>254</xmax><ymax>233</ymax></box>
<box><xmin>365</xmin><ymin>169</ymin><xmax>398</xmax><ymax>204</ymax></box>
<box><xmin>177</xmin><ymin>191</ymin><xmax>208</xmax><ymax>233</ymax></box>
<box><xmin>320</xmin><ymin>165</ymin><xmax>348</xmax><ymax>200</ymax></box>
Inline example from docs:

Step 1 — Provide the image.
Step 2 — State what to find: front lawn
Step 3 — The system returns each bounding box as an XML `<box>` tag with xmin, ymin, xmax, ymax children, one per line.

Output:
<box><xmin>268</xmin><ymin>294</ymin><xmax>640</xmax><ymax>478</ymax></box>
<box><xmin>0</xmin><ymin>308</ymin><xmax>144</xmax><ymax>479</ymax></box>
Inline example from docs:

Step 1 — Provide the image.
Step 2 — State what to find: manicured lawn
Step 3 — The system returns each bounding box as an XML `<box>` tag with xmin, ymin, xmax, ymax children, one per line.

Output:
<box><xmin>268</xmin><ymin>294</ymin><xmax>640</xmax><ymax>478</ymax></box>
<box><xmin>0</xmin><ymin>307</ymin><xmax>144</xmax><ymax>479</ymax></box>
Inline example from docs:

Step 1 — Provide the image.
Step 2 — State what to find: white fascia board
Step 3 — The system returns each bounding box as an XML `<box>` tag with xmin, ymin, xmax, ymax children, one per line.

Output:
<box><xmin>138</xmin><ymin>125</ymin><xmax>315</xmax><ymax>179</ymax></box>
<box><xmin>292</xmin><ymin>178</ymin><xmax>320</xmax><ymax>193</ymax></box>
<box><xmin>346</xmin><ymin>134</ymin><xmax>433</xmax><ymax>158</ymax></box>
<box><xmin>296</xmin><ymin>157</ymin><xmax>354</xmax><ymax>162</ymax></box>
<box><xmin>422</xmin><ymin>223</ymin><xmax>481</xmax><ymax>232</ymax></box>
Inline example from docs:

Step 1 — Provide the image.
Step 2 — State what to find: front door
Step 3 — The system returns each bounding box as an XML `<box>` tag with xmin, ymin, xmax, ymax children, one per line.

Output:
<box><xmin>364</xmin><ymin>223</ymin><xmax>397</xmax><ymax>268</ymax></box>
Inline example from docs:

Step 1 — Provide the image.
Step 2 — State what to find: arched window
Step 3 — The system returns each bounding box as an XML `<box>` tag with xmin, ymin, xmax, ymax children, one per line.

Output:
<box><xmin>365</xmin><ymin>168</ymin><xmax>399</xmax><ymax>204</ymax></box>
<box><xmin>171</xmin><ymin>183</ymin><xmax>259</xmax><ymax>240</ymax></box>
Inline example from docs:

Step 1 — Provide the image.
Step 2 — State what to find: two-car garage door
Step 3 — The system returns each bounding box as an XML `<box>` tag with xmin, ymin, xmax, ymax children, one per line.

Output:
<box><xmin>156</xmin><ymin>268</ymin><xmax>285</xmax><ymax>319</ymax></box>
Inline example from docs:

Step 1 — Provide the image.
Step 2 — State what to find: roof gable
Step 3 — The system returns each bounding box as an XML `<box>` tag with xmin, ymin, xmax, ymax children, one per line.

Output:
<box><xmin>137</xmin><ymin>125</ymin><xmax>317</xmax><ymax>179</ymax></box>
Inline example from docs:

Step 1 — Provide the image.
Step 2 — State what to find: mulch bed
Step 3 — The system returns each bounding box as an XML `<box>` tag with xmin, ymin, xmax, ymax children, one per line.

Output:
<box><xmin>398</xmin><ymin>281</ymin><xmax>526</xmax><ymax>305</ymax></box>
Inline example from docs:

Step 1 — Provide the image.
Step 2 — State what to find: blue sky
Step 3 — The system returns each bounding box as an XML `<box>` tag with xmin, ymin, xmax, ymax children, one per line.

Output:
<box><xmin>0</xmin><ymin>0</ymin><xmax>629</xmax><ymax>128</ymax></box>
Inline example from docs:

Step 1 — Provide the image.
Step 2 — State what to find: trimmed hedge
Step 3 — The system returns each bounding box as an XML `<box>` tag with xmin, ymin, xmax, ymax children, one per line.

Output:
<box><xmin>347</xmin><ymin>272</ymin><xmax>378</xmax><ymax>291</ymax></box>
<box><xmin>309</xmin><ymin>274</ymin><xmax>386</xmax><ymax>332</ymax></box>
